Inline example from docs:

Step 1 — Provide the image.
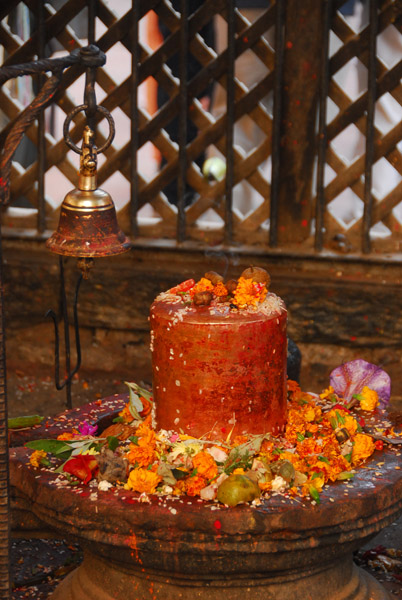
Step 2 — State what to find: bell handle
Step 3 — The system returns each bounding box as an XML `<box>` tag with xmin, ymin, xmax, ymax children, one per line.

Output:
<box><xmin>63</xmin><ymin>103</ymin><xmax>115</xmax><ymax>155</ymax></box>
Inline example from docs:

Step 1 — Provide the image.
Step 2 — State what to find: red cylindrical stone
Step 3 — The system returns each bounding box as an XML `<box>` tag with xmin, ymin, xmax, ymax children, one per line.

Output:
<box><xmin>151</xmin><ymin>294</ymin><xmax>287</xmax><ymax>439</ymax></box>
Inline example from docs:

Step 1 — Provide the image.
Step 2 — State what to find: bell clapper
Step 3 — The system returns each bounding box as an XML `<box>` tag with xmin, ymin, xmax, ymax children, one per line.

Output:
<box><xmin>77</xmin><ymin>257</ymin><xmax>94</xmax><ymax>280</ymax></box>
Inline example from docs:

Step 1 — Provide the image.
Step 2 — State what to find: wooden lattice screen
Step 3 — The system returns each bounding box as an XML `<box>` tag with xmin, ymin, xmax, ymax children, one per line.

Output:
<box><xmin>1</xmin><ymin>0</ymin><xmax>402</xmax><ymax>255</ymax></box>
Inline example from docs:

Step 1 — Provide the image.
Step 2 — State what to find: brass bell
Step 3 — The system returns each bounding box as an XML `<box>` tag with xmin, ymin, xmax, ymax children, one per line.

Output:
<box><xmin>46</xmin><ymin>127</ymin><xmax>131</xmax><ymax>258</ymax></box>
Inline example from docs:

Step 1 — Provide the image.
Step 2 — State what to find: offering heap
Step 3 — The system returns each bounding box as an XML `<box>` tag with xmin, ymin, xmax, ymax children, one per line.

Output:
<box><xmin>150</xmin><ymin>268</ymin><xmax>287</xmax><ymax>439</ymax></box>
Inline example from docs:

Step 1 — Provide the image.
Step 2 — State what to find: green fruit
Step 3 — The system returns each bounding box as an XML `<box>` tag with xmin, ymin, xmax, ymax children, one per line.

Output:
<box><xmin>217</xmin><ymin>474</ymin><xmax>261</xmax><ymax>507</ymax></box>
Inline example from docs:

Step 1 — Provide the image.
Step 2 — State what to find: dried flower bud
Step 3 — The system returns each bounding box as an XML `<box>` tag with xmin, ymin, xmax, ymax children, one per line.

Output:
<box><xmin>193</xmin><ymin>291</ymin><xmax>213</xmax><ymax>306</ymax></box>
<box><xmin>204</xmin><ymin>271</ymin><xmax>224</xmax><ymax>285</ymax></box>
<box><xmin>225</xmin><ymin>279</ymin><xmax>238</xmax><ymax>294</ymax></box>
<box><xmin>335</xmin><ymin>427</ymin><xmax>350</xmax><ymax>444</ymax></box>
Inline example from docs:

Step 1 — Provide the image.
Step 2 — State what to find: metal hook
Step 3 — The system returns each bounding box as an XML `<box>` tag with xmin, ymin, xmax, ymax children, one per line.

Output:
<box><xmin>46</xmin><ymin>256</ymin><xmax>83</xmax><ymax>409</ymax></box>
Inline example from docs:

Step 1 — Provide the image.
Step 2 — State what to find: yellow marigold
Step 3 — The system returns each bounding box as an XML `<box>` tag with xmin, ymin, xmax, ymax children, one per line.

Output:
<box><xmin>189</xmin><ymin>277</ymin><xmax>214</xmax><ymax>298</ymax></box>
<box><xmin>308</xmin><ymin>474</ymin><xmax>325</xmax><ymax>492</ymax></box>
<box><xmin>213</xmin><ymin>281</ymin><xmax>228</xmax><ymax>297</ymax></box>
<box><xmin>233</xmin><ymin>277</ymin><xmax>267</xmax><ymax>308</ymax></box>
<box><xmin>126</xmin><ymin>444</ymin><xmax>156</xmax><ymax>468</ymax></box>
<box><xmin>29</xmin><ymin>449</ymin><xmax>47</xmax><ymax>468</ymax></box>
<box><xmin>185</xmin><ymin>474</ymin><xmax>207</xmax><ymax>497</ymax></box>
<box><xmin>232</xmin><ymin>467</ymin><xmax>245</xmax><ymax>475</ymax></box>
<box><xmin>359</xmin><ymin>386</ymin><xmax>379</xmax><ymax>411</ymax></box>
<box><xmin>192</xmin><ymin>451</ymin><xmax>218</xmax><ymax>480</ymax></box>
<box><xmin>124</xmin><ymin>468</ymin><xmax>161</xmax><ymax>494</ymax></box>
<box><xmin>351</xmin><ymin>433</ymin><xmax>375</xmax><ymax>466</ymax></box>
<box><xmin>320</xmin><ymin>386</ymin><xmax>335</xmax><ymax>400</ymax></box>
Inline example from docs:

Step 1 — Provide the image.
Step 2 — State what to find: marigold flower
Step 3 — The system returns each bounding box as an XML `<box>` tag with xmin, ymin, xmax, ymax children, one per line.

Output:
<box><xmin>185</xmin><ymin>474</ymin><xmax>207</xmax><ymax>497</ymax></box>
<box><xmin>189</xmin><ymin>277</ymin><xmax>214</xmax><ymax>298</ymax></box>
<box><xmin>213</xmin><ymin>281</ymin><xmax>228</xmax><ymax>297</ymax></box>
<box><xmin>358</xmin><ymin>386</ymin><xmax>379</xmax><ymax>411</ymax></box>
<box><xmin>351</xmin><ymin>433</ymin><xmax>375</xmax><ymax>466</ymax></box>
<box><xmin>125</xmin><ymin>468</ymin><xmax>161</xmax><ymax>494</ymax></box>
<box><xmin>325</xmin><ymin>408</ymin><xmax>358</xmax><ymax>436</ymax></box>
<box><xmin>320</xmin><ymin>386</ymin><xmax>335</xmax><ymax>400</ymax></box>
<box><xmin>29</xmin><ymin>449</ymin><xmax>47</xmax><ymax>468</ymax></box>
<box><xmin>119</xmin><ymin>404</ymin><xmax>134</xmax><ymax>423</ymax></box>
<box><xmin>57</xmin><ymin>432</ymin><xmax>75</xmax><ymax>441</ymax></box>
<box><xmin>192</xmin><ymin>451</ymin><xmax>218</xmax><ymax>480</ymax></box>
<box><xmin>232</xmin><ymin>277</ymin><xmax>267</xmax><ymax>308</ymax></box>
<box><xmin>136</xmin><ymin>425</ymin><xmax>156</xmax><ymax>448</ymax></box>
<box><xmin>287</xmin><ymin>379</ymin><xmax>301</xmax><ymax>394</ymax></box>
<box><xmin>127</xmin><ymin>444</ymin><xmax>156</xmax><ymax>468</ymax></box>
<box><xmin>232</xmin><ymin>467</ymin><xmax>245</xmax><ymax>475</ymax></box>
<box><xmin>258</xmin><ymin>480</ymin><xmax>272</xmax><ymax>492</ymax></box>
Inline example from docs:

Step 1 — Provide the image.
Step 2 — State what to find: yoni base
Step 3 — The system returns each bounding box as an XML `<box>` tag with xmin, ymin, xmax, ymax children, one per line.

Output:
<box><xmin>51</xmin><ymin>551</ymin><xmax>390</xmax><ymax>600</ymax></box>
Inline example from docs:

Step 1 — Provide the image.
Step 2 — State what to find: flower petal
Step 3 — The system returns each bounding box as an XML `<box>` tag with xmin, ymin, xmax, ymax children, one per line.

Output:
<box><xmin>329</xmin><ymin>359</ymin><xmax>391</xmax><ymax>406</ymax></box>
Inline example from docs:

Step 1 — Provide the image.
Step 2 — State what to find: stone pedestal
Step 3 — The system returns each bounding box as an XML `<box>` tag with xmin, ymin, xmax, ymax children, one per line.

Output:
<box><xmin>9</xmin><ymin>396</ymin><xmax>402</xmax><ymax>600</ymax></box>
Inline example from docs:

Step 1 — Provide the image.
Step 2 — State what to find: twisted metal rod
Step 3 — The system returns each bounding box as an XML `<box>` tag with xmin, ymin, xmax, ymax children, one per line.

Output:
<box><xmin>0</xmin><ymin>43</ymin><xmax>105</xmax><ymax>599</ymax></box>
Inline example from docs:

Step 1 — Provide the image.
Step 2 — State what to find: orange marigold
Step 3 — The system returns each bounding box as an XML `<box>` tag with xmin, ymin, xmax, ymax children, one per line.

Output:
<box><xmin>126</xmin><ymin>444</ymin><xmax>156</xmax><ymax>468</ymax></box>
<box><xmin>213</xmin><ymin>281</ymin><xmax>228</xmax><ymax>297</ymax></box>
<box><xmin>192</xmin><ymin>451</ymin><xmax>218</xmax><ymax>480</ymax></box>
<box><xmin>287</xmin><ymin>379</ymin><xmax>301</xmax><ymax>393</ymax></box>
<box><xmin>118</xmin><ymin>404</ymin><xmax>134</xmax><ymax>423</ymax></box>
<box><xmin>351</xmin><ymin>433</ymin><xmax>375</xmax><ymax>466</ymax></box>
<box><xmin>185</xmin><ymin>474</ymin><xmax>207</xmax><ymax>497</ymax></box>
<box><xmin>232</xmin><ymin>277</ymin><xmax>267</xmax><ymax>308</ymax></box>
<box><xmin>189</xmin><ymin>277</ymin><xmax>214</xmax><ymax>298</ymax></box>
<box><xmin>125</xmin><ymin>468</ymin><xmax>161</xmax><ymax>494</ymax></box>
<box><xmin>57</xmin><ymin>432</ymin><xmax>75</xmax><ymax>441</ymax></box>
<box><xmin>136</xmin><ymin>425</ymin><xmax>157</xmax><ymax>449</ymax></box>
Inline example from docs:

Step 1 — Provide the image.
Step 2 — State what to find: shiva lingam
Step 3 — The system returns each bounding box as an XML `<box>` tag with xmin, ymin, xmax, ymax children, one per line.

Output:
<box><xmin>9</xmin><ymin>366</ymin><xmax>402</xmax><ymax>600</ymax></box>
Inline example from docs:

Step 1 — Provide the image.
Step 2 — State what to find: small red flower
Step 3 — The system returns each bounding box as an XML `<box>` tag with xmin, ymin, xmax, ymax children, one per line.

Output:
<box><xmin>375</xmin><ymin>440</ymin><xmax>384</xmax><ymax>451</ymax></box>
<box><xmin>63</xmin><ymin>455</ymin><xmax>98</xmax><ymax>484</ymax></box>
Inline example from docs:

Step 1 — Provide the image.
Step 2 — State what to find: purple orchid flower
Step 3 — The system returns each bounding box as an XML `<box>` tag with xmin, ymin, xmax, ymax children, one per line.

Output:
<box><xmin>78</xmin><ymin>420</ymin><xmax>98</xmax><ymax>436</ymax></box>
<box><xmin>330</xmin><ymin>359</ymin><xmax>391</xmax><ymax>407</ymax></box>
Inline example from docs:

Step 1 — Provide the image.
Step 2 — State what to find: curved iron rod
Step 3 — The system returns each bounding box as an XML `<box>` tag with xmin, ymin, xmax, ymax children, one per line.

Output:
<box><xmin>46</xmin><ymin>258</ymin><xmax>83</xmax><ymax>408</ymax></box>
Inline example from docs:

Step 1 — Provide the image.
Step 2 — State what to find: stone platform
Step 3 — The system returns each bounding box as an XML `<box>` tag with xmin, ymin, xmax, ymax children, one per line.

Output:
<box><xmin>9</xmin><ymin>394</ymin><xmax>402</xmax><ymax>600</ymax></box>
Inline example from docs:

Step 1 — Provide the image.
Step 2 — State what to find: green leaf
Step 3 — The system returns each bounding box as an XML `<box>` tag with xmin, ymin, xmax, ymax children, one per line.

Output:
<box><xmin>124</xmin><ymin>382</ymin><xmax>154</xmax><ymax>421</ymax></box>
<box><xmin>311</xmin><ymin>471</ymin><xmax>323</xmax><ymax>480</ymax></box>
<box><xmin>296</xmin><ymin>433</ymin><xmax>305</xmax><ymax>442</ymax></box>
<box><xmin>107</xmin><ymin>436</ymin><xmax>119</xmax><ymax>452</ymax></box>
<box><xmin>337</xmin><ymin>471</ymin><xmax>355</xmax><ymax>480</ymax></box>
<box><xmin>309</xmin><ymin>486</ymin><xmax>321</xmax><ymax>504</ymax></box>
<box><xmin>112</xmin><ymin>416</ymin><xmax>125</xmax><ymax>424</ymax></box>
<box><xmin>305</xmin><ymin>431</ymin><xmax>313</xmax><ymax>438</ymax></box>
<box><xmin>318</xmin><ymin>455</ymin><xmax>330</xmax><ymax>464</ymax></box>
<box><xmin>344</xmin><ymin>452</ymin><xmax>353</xmax><ymax>462</ymax></box>
<box><xmin>8</xmin><ymin>415</ymin><xmax>44</xmax><ymax>429</ymax></box>
<box><xmin>335</xmin><ymin>410</ymin><xmax>346</xmax><ymax>426</ymax></box>
<box><xmin>25</xmin><ymin>439</ymin><xmax>72</xmax><ymax>456</ymax></box>
<box><xmin>329</xmin><ymin>417</ymin><xmax>338</xmax><ymax>430</ymax></box>
<box><xmin>171</xmin><ymin>468</ymin><xmax>188</xmax><ymax>480</ymax></box>
<box><xmin>129</xmin><ymin>436</ymin><xmax>139</xmax><ymax>445</ymax></box>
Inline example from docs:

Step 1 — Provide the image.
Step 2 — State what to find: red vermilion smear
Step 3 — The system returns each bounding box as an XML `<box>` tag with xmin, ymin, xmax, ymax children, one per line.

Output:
<box><xmin>151</xmin><ymin>296</ymin><xmax>287</xmax><ymax>440</ymax></box>
<box><xmin>214</xmin><ymin>519</ymin><xmax>222</xmax><ymax>531</ymax></box>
